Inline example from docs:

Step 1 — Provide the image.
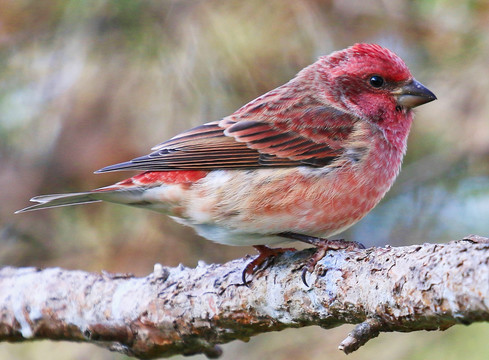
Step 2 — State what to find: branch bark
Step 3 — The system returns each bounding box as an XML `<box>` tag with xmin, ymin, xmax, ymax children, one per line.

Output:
<box><xmin>1</xmin><ymin>235</ymin><xmax>488</xmax><ymax>358</ymax></box>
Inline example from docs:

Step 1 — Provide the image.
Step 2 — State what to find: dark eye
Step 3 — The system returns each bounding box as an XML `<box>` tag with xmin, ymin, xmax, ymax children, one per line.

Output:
<box><xmin>369</xmin><ymin>75</ymin><xmax>384</xmax><ymax>88</ymax></box>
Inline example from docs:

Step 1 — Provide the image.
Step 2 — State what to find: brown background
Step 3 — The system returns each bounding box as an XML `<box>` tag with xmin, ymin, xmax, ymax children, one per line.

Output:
<box><xmin>1</xmin><ymin>0</ymin><xmax>489</xmax><ymax>359</ymax></box>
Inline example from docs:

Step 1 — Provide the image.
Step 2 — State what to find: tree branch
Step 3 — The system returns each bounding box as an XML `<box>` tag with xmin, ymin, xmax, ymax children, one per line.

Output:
<box><xmin>1</xmin><ymin>235</ymin><xmax>488</xmax><ymax>358</ymax></box>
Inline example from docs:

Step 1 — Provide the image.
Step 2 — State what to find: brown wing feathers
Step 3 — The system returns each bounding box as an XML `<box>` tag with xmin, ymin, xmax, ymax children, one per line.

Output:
<box><xmin>96</xmin><ymin>97</ymin><xmax>356</xmax><ymax>173</ymax></box>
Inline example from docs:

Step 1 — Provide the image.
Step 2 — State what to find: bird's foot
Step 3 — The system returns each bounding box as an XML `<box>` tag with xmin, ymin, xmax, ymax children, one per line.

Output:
<box><xmin>278</xmin><ymin>232</ymin><xmax>365</xmax><ymax>286</ymax></box>
<box><xmin>242</xmin><ymin>245</ymin><xmax>296</xmax><ymax>286</ymax></box>
<box><xmin>301</xmin><ymin>238</ymin><xmax>365</xmax><ymax>286</ymax></box>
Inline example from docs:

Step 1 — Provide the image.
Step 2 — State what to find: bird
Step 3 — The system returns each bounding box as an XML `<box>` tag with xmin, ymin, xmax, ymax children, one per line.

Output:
<box><xmin>17</xmin><ymin>43</ymin><xmax>436</xmax><ymax>285</ymax></box>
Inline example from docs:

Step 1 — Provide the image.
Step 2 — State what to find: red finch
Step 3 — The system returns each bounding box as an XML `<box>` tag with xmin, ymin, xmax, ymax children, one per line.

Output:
<box><xmin>17</xmin><ymin>43</ymin><xmax>436</xmax><ymax>284</ymax></box>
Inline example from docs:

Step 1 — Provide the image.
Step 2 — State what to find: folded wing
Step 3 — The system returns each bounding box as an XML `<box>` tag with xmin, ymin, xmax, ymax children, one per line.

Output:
<box><xmin>96</xmin><ymin>89</ymin><xmax>358</xmax><ymax>173</ymax></box>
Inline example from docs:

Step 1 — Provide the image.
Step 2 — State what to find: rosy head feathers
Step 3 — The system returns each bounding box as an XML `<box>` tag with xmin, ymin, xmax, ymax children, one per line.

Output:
<box><xmin>323</xmin><ymin>43</ymin><xmax>412</xmax><ymax>83</ymax></box>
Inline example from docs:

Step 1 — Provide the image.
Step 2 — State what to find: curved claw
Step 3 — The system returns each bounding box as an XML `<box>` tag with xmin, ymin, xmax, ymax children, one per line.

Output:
<box><xmin>301</xmin><ymin>267</ymin><xmax>310</xmax><ymax>287</ymax></box>
<box><xmin>351</xmin><ymin>240</ymin><xmax>366</xmax><ymax>250</ymax></box>
<box><xmin>242</xmin><ymin>256</ymin><xmax>272</xmax><ymax>286</ymax></box>
<box><xmin>242</xmin><ymin>245</ymin><xmax>296</xmax><ymax>285</ymax></box>
<box><xmin>242</xmin><ymin>266</ymin><xmax>250</xmax><ymax>286</ymax></box>
<box><xmin>299</xmin><ymin>238</ymin><xmax>366</xmax><ymax>287</ymax></box>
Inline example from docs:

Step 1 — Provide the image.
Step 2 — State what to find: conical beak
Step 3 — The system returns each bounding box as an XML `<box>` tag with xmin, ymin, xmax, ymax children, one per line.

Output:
<box><xmin>395</xmin><ymin>79</ymin><xmax>437</xmax><ymax>108</ymax></box>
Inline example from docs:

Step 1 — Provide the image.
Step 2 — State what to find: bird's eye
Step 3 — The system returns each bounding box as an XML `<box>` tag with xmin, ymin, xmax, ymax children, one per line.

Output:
<box><xmin>369</xmin><ymin>75</ymin><xmax>384</xmax><ymax>88</ymax></box>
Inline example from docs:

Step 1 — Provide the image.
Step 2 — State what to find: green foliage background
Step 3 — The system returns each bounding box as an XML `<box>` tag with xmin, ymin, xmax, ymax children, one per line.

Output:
<box><xmin>1</xmin><ymin>0</ymin><xmax>488</xmax><ymax>359</ymax></box>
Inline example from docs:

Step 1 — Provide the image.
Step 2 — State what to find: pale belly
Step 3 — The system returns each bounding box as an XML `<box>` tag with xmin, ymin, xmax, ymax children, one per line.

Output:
<box><xmin>156</xmin><ymin>155</ymin><xmax>400</xmax><ymax>245</ymax></box>
<box><xmin>129</xmin><ymin>134</ymin><xmax>404</xmax><ymax>246</ymax></box>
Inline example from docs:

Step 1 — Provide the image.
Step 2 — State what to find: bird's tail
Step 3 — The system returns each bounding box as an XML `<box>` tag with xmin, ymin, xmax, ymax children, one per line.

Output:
<box><xmin>15</xmin><ymin>184</ymin><xmax>151</xmax><ymax>213</ymax></box>
<box><xmin>15</xmin><ymin>192</ymin><xmax>101</xmax><ymax>213</ymax></box>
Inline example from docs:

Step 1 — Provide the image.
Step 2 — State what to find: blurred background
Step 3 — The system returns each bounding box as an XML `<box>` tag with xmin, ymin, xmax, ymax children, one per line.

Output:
<box><xmin>1</xmin><ymin>0</ymin><xmax>488</xmax><ymax>359</ymax></box>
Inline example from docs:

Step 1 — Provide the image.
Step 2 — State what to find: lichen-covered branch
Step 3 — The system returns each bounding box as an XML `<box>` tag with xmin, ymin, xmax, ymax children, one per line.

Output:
<box><xmin>1</xmin><ymin>235</ymin><xmax>488</xmax><ymax>358</ymax></box>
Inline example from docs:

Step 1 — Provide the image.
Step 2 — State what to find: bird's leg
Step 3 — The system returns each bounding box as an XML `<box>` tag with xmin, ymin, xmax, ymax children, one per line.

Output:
<box><xmin>242</xmin><ymin>245</ymin><xmax>296</xmax><ymax>285</ymax></box>
<box><xmin>278</xmin><ymin>232</ymin><xmax>365</xmax><ymax>286</ymax></box>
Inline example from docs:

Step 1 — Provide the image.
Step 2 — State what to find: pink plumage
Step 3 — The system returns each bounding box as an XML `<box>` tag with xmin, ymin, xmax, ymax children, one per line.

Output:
<box><xmin>17</xmin><ymin>44</ymin><xmax>436</xmax><ymax>282</ymax></box>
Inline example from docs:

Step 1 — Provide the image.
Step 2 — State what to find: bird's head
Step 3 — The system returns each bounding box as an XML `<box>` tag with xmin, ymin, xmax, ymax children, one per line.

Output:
<box><xmin>314</xmin><ymin>43</ymin><xmax>436</xmax><ymax>148</ymax></box>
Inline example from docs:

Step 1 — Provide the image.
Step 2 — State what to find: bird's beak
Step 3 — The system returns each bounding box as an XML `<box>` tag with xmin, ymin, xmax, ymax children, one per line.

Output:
<box><xmin>394</xmin><ymin>79</ymin><xmax>437</xmax><ymax>108</ymax></box>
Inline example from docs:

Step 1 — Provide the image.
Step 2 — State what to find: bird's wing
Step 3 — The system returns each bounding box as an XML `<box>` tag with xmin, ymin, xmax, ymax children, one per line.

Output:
<box><xmin>96</xmin><ymin>90</ymin><xmax>358</xmax><ymax>172</ymax></box>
